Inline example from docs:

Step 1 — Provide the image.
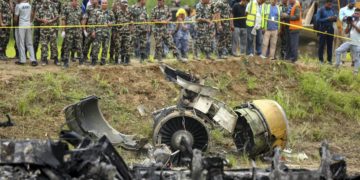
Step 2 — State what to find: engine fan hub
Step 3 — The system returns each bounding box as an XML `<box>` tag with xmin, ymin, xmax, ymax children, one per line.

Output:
<box><xmin>171</xmin><ymin>130</ymin><xmax>194</xmax><ymax>152</ymax></box>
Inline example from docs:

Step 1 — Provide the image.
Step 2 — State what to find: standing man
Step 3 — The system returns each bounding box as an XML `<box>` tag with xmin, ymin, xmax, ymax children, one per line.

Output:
<box><xmin>246</xmin><ymin>0</ymin><xmax>265</xmax><ymax>56</ymax></box>
<box><xmin>196</xmin><ymin>0</ymin><xmax>214</xmax><ymax>60</ymax></box>
<box><xmin>281</xmin><ymin>0</ymin><xmax>302</xmax><ymax>63</ymax></box>
<box><xmin>14</xmin><ymin>0</ymin><xmax>37</xmax><ymax>66</ymax></box>
<box><xmin>260</xmin><ymin>0</ymin><xmax>280</xmax><ymax>60</ymax></box>
<box><xmin>316</xmin><ymin>0</ymin><xmax>337</xmax><ymax>64</ymax></box>
<box><xmin>91</xmin><ymin>0</ymin><xmax>114</xmax><ymax>65</ymax></box>
<box><xmin>232</xmin><ymin>0</ymin><xmax>247</xmax><ymax>56</ymax></box>
<box><xmin>151</xmin><ymin>0</ymin><xmax>185</xmax><ymax>62</ymax></box>
<box><xmin>339</xmin><ymin>0</ymin><xmax>356</xmax><ymax>66</ymax></box>
<box><xmin>35</xmin><ymin>0</ymin><xmax>59</xmax><ymax>65</ymax></box>
<box><xmin>31</xmin><ymin>0</ymin><xmax>42</xmax><ymax>57</ymax></box>
<box><xmin>335</xmin><ymin>8</ymin><xmax>360</xmax><ymax>75</ymax></box>
<box><xmin>114</xmin><ymin>0</ymin><xmax>133</xmax><ymax>65</ymax></box>
<box><xmin>61</xmin><ymin>0</ymin><xmax>84</xmax><ymax>68</ymax></box>
<box><xmin>0</xmin><ymin>0</ymin><xmax>12</xmax><ymax>60</ymax></box>
<box><xmin>82</xmin><ymin>0</ymin><xmax>99</xmax><ymax>62</ymax></box>
<box><xmin>131</xmin><ymin>0</ymin><xmax>149</xmax><ymax>63</ymax></box>
<box><xmin>109</xmin><ymin>0</ymin><xmax>120</xmax><ymax>64</ymax></box>
<box><xmin>214</xmin><ymin>0</ymin><xmax>234</xmax><ymax>59</ymax></box>
<box><xmin>279</xmin><ymin>0</ymin><xmax>289</xmax><ymax>59</ymax></box>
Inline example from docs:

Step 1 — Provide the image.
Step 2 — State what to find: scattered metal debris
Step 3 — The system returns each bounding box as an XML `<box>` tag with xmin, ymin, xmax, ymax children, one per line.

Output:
<box><xmin>63</xmin><ymin>95</ymin><xmax>146</xmax><ymax>150</ymax></box>
<box><xmin>0</xmin><ymin>134</ymin><xmax>132</xmax><ymax>180</ymax></box>
<box><xmin>137</xmin><ymin>104</ymin><xmax>147</xmax><ymax>117</ymax></box>
<box><xmin>131</xmin><ymin>142</ymin><xmax>358</xmax><ymax>180</ymax></box>
<box><xmin>153</xmin><ymin>65</ymin><xmax>289</xmax><ymax>164</ymax></box>
<box><xmin>0</xmin><ymin>114</ymin><xmax>14</xmax><ymax>127</ymax></box>
<box><xmin>0</xmin><ymin>137</ymin><xmax>358</xmax><ymax>179</ymax></box>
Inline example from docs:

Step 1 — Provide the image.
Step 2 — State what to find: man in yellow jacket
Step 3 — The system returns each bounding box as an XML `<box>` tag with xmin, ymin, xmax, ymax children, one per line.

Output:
<box><xmin>245</xmin><ymin>0</ymin><xmax>265</xmax><ymax>56</ymax></box>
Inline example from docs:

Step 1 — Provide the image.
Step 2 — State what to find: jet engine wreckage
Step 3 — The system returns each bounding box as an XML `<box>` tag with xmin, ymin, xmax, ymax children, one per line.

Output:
<box><xmin>0</xmin><ymin>65</ymin><xmax>359</xmax><ymax>179</ymax></box>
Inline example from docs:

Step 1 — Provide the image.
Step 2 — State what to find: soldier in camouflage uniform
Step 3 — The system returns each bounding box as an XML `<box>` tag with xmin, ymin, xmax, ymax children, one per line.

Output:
<box><xmin>130</xmin><ymin>0</ymin><xmax>148</xmax><ymax>62</ymax></box>
<box><xmin>61</xmin><ymin>0</ymin><xmax>84</xmax><ymax>68</ymax></box>
<box><xmin>82</xmin><ymin>0</ymin><xmax>99</xmax><ymax>61</ymax></box>
<box><xmin>196</xmin><ymin>0</ymin><xmax>214</xmax><ymax>60</ymax></box>
<box><xmin>151</xmin><ymin>0</ymin><xmax>185</xmax><ymax>62</ymax></box>
<box><xmin>114</xmin><ymin>0</ymin><xmax>132</xmax><ymax>65</ymax></box>
<box><xmin>91</xmin><ymin>0</ymin><xmax>114</xmax><ymax>65</ymax></box>
<box><xmin>31</xmin><ymin>0</ymin><xmax>42</xmax><ymax>56</ymax></box>
<box><xmin>214</xmin><ymin>0</ymin><xmax>234</xmax><ymax>59</ymax></box>
<box><xmin>35</xmin><ymin>0</ymin><xmax>59</xmax><ymax>65</ymax></box>
<box><xmin>109</xmin><ymin>0</ymin><xmax>120</xmax><ymax>63</ymax></box>
<box><xmin>0</xmin><ymin>0</ymin><xmax>12</xmax><ymax>60</ymax></box>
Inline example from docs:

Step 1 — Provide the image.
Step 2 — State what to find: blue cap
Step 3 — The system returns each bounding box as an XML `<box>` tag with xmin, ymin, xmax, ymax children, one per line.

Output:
<box><xmin>349</xmin><ymin>0</ymin><xmax>355</xmax><ymax>4</ymax></box>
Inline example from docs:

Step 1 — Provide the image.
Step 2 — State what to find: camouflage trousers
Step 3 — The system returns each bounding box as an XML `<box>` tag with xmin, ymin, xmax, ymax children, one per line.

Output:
<box><xmin>115</xmin><ymin>31</ymin><xmax>131</xmax><ymax>57</ymax></box>
<box><xmin>196</xmin><ymin>30</ymin><xmax>212</xmax><ymax>54</ymax></box>
<box><xmin>62</xmin><ymin>29</ymin><xmax>83</xmax><ymax>63</ymax></box>
<box><xmin>33</xmin><ymin>21</ymin><xmax>41</xmax><ymax>55</ymax></box>
<box><xmin>40</xmin><ymin>29</ymin><xmax>58</xmax><ymax>60</ymax></box>
<box><xmin>109</xmin><ymin>28</ymin><xmax>118</xmax><ymax>60</ymax></box>
<box><xmin>91</xmin><ymin>31</ymin><xmax>110</xmax><ymax>61</ymax></box>
<box><xmin>153</xmin><ymin>28</ymin><xmax>179</xmax><ymax>59</ymax></box>
<box><xmin>217</xmin><ymin>27</ymin><xmax>232</xmax><ymax>55</ymax></box>
<box><xmin>0</xmin><ymin>29</ymin><xmax>10</xmax><ymax>53</ymax></box>
<box><xmin>83</xmin><ymin>30</ymin><xmax>95</xmax><ymax>59</ymax></box>
<box><xmin>133</xmin><ymin>30</ymin><xmax>147</xmax><ymax>58</ymax></box>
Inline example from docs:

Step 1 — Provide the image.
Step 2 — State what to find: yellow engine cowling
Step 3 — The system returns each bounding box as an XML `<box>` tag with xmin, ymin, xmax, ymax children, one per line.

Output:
<box><xmin>233</xmin><ymin>99</ymin><xmax>289</xmax><ymax>157</ymax></box>
<box><xmin>252</xmin><ymin>100</ymin><xmax>289</xmax><ymax>149</ymax></box>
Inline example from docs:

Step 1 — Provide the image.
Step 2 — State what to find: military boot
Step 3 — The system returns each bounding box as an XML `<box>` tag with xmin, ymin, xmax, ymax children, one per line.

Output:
<box><xmin>54</xmin><ymin>57</ymin><xmax>60</xmax><ymax>66</ymax></box>
<box><xmin>114</xmin><ymin>55</ymin><xmax>119</xmax><ymax>64</ymax></box>
<box><xmin>0</xmin><ymin>51</ymin><xmax>4</xmax><ymax>60</ymax></box>
<box><xmin>206</xmin><ymin>53</ymin><xmax>214</xmax><ymax>61</ymax></box>
<box><xmin>62</xmin><ymin>59</ymin><xmax>69</xmax><ymax>68</ymax></box>
<box><xmin>120</xmin><ymin>55</ymin><xmax>125</xmax><ymax>64</ymax></box>
<box><xmin>124</xmin><ymin>56</ymin><xmax>130</xmax><ymax>66</ymax></box>
<box><xmin>140</xmin><ymin>53</ymin><xmax>145</xmax><ymax>63</ymax></box>
<box><xmin>91</xmin><ymin>57</ymin><xmax>97</xmax><ymax>66</ymax></box>
<box><xmin>41</xmin><ymin>58</ymin><xmax>48</xmax><ymax>66</ymax></box>
<box><xmin>100</xmin><ymin>58</ymin><xmax>106</xmax><ymax>66</ymax></box>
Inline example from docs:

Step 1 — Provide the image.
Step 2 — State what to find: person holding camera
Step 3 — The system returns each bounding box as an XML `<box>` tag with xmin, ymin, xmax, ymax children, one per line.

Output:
<box><xmin>335</xmin><ymin>8</ymin><xmax>360</xmax><ymax>75</ymax></box>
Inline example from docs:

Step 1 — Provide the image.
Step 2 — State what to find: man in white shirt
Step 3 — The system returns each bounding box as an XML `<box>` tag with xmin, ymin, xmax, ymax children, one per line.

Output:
<box><xmin>14</xmin><ymin>0</ymin><xmax>37</xmax><ymax>66</ymax></box>
<box><xmin>338</xmin><ymin>0</ymin><xmax>356</xmax><ymax>66</ymax></box>
<box><xmin>335</xmin><ymin>8</ymin><xmax>360</xmax><ymax>75</ymax></box>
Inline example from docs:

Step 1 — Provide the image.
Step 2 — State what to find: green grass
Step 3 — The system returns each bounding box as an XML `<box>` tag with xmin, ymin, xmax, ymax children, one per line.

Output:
<box><xmin>1</xmin><ymin>57</ymin><xmax>360</xmax><ymax>169</ymax></box>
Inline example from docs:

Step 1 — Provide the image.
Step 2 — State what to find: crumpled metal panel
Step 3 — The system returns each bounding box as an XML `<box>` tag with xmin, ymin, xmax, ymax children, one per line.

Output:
<box><xmin>64</xmin><ymin>95</ymin><xmax>144</xmax><ymax>150</ymax></box>
<box><xmin>213</xmin><ymin>106</ymin><xmax>238</xmax><ymax>134</ymax></box>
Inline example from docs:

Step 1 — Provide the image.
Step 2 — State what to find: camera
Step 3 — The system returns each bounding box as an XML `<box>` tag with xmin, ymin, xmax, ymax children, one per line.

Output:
<box><xmin>347</xmin><ymin>16</ymin><xmax>359</xmax><ymax>24</ymax></box>
<box><xmin>347</xmin><ymin>16</ymin><xmax>354</xmax><ymax>23</ymax></box>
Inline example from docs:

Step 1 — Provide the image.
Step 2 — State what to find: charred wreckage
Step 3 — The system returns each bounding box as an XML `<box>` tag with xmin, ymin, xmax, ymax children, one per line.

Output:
<box><xmin>0</xmin><ymin>65</ymin><xmax>358</xmax><ymax>179</ymax></box>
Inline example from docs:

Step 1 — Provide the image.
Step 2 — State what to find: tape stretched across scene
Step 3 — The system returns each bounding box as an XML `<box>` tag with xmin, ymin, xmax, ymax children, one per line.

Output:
<box><xmin>0</xmin><ymin>16</ymin><xmax>355</xmax><ymax>42</ymax></box>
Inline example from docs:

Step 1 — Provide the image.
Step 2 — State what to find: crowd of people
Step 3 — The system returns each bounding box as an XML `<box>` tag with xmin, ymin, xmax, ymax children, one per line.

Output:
<box><xmin>0</xmin><ymin>0</ymin><xmax>359</xmax><ymax>74</ymax></box>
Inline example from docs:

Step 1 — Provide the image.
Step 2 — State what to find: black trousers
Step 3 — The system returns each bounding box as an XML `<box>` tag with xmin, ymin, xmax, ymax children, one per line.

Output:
<box><xmin>318</xmin><ymin>28</ymin><xmax>334</xmax><ymax>63</ymax></box>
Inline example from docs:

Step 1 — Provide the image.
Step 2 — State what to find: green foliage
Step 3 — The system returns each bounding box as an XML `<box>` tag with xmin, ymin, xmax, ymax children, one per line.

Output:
<box><xmin>300</xmin><ymin>73</ymin><xmax>330</xmax><ymax>106</ymax></box>
<box><xmin>246</xmin><ymin>76</ymin><xmax>257</xmax><ymax>92</ymax></box>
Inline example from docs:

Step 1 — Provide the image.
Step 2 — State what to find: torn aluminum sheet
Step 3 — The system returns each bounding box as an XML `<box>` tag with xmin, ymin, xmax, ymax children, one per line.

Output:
<box><xmin>64</xmin><ymin>95</ymin><xmax>145</xmax><ymax>150</ymax></box>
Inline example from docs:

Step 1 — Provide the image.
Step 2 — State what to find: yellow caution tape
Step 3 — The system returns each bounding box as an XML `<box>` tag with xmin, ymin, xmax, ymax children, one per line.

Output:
<box><xmin>0</xmin><ymin>16</ymin><xmax>352</xmax><ymax>41</ymax></box>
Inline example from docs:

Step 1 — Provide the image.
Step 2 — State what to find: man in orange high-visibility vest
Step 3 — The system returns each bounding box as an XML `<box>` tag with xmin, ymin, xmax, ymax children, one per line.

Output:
<box><xmin>281</xmin><ymin>0</ymin><xmax>302</xmax><ymax>63</ymax></box>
